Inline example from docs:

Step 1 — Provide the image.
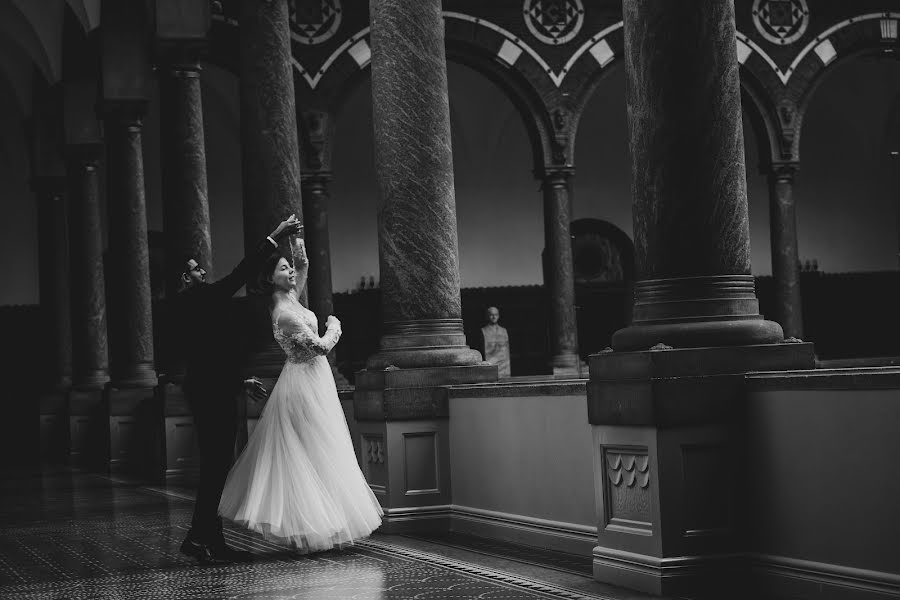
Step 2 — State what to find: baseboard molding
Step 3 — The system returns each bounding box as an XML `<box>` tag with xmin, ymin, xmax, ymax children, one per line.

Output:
<box><xmin>449</xmin><ymin>505</ymin><xmax>596</xmax><ymax>556</ymax></box>
<box><xmin>592</xmin><ymin>545</ymin><xmax>742</xmax><ymax>596</ymax></box>
<box><xmin>749</xmin><ymin>553</ymin><xmax>900</xmax><ymax>599</ymax></box>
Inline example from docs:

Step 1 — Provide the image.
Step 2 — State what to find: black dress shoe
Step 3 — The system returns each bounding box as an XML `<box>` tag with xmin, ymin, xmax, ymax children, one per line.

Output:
<box><xmin>180</xmin><ymin>538</ymin><xmax>226</xmax><ymax>564</ymax></box>
<box><xmin>207</xmin><ymin>541</ymin><xmax>253</xmax><ymax>563</ymax></box>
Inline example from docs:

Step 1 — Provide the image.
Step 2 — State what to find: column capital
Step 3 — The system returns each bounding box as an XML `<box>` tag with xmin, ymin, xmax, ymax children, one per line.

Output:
<box><xmin>158</xmin><ymin>60</ymin><xmax>203</xmax><ymax>79</ymax></box>
<box><xmin>300</xmin><ymin>170</ymin><xmax>334</xmax><ymax>186</ymax></box>
<box><xmin>101</xmin><ymin>99</ymin><xmax>148</xmax><ymax>127</ymax></box>
<box><xmin>536</xmin><ymin>165</ymin><xmax>575</xmax><ymax>185</ymax></box>
<box><xmin>768</xmin><ymin>161</ymin><xmax>800</xmax><ymax>181</ymax></box>
<box><xmin>66</xmin><ymin>142</ymin><xmax>104</xmax><ymax>167</ymax></box>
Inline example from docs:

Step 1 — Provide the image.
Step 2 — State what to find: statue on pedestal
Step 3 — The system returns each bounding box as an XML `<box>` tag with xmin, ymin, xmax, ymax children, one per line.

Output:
<box><xmin>481</xmin><ymin>306</ymin><xmax>511</xmax><ymax>378</ymax></box>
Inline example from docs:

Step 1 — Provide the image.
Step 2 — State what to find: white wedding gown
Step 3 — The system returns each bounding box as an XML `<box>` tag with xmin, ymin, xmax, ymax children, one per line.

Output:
<box><xmin>218</xmin><ymin>296</ymin><xmax>383</xmax><ymax>552</ymax></box>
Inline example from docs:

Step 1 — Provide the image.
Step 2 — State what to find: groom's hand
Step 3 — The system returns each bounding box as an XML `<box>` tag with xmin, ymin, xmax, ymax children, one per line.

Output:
<box><xmin>243</xmin><ymin>377</ymin><xmax>268</xmax><ymax>402</ymax></box>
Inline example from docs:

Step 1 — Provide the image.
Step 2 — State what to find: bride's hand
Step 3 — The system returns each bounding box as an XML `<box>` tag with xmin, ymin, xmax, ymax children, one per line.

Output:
<box><xmin>326</xmin><ymin>315</ymin><xmax>341</xmax><ymax>330</ymax></box>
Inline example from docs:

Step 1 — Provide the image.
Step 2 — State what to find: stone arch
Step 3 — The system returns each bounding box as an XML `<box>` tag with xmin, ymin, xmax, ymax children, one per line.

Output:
<box><xmin>0</xmin><ymin>1</ymin><xmax>58</xmax><ymax>100</ymax></box>
<box><xmin>788</xmin><ymin>12</ymin><xmax>900</xmax><ymax>158</ymax></box>
<box><xmin>566</xmin><ymin>24</ymin><xmax>779</xmax><ymax>171</ymax></box>
<box><xmin>284</xmin><ymin>16</ymin><xmax>555</xmax><ymax>174</ymax></box>
<box><xmin>64</xmin><ymin>0</ymin><xmax>100</xmax><ymax>33</ymax></box>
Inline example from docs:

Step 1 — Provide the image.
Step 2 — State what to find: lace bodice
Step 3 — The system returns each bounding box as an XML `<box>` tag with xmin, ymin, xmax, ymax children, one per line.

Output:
<box><xmin>272</xmin><ymin>300</ymin><xmax>341</xmax><ymax>364</ymax></box>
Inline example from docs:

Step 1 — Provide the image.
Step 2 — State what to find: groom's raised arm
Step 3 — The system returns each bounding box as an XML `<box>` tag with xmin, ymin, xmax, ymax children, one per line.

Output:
<box><xmin>208</xmin><ymin>237</ymin><xmax>279</xmax><ymax>298</ymax></box>
<box><xmin>209</xmin><ymin>215</ymin><xmax>302</xmax><ymax>298</ymax></box>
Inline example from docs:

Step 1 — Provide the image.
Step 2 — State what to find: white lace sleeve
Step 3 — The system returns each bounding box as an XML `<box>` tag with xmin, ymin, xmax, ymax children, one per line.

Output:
<box><xmin>275</xmin><ymin>310</ymin><xmax>341</xmax><ymax>363</ymax></box>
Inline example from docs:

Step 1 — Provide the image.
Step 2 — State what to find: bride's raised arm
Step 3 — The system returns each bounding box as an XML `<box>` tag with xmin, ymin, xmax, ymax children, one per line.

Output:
<box><xmin>290</xmin><ymin>235</ymin><xmax>310</xmax><ymax>292</ymax></box>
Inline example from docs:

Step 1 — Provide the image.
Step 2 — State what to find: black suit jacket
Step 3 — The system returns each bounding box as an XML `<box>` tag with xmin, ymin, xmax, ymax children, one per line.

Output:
<box><xmin>178</xmin><ymin>239</ymin><xmax>277</xmax><ymax>397</ymax></box>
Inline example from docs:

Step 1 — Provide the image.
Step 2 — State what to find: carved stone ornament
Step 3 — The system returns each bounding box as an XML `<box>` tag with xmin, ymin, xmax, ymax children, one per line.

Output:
<box><xmin>366</xmin><ymin>439</ymin><xmax>385</xmax><ymax>464</ymax></box>
<box><xmin>752</xmin><ymin>0</ymin><xmax>810</xmax><ymax>46</ymax></box>
<box><xmin>289</xmin><ymin>0</ymin><xmax>342</xmax><ymax>45</ymax></box>
<box><xmin>606</xmin><ymin>452</ymin><xmax>650</xmax><ymax>489</ymax></box>
<box><xmin>523</xmin><ymin>0</ymin><xmax>585</xmax><ymax>45</ymax></box>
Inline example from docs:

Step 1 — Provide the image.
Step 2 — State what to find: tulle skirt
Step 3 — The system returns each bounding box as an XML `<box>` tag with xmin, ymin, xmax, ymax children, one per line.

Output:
<box><xmin>218</xmin><ymin>355</ymin><xmax>383</xmax><ymax>552</ymax></box>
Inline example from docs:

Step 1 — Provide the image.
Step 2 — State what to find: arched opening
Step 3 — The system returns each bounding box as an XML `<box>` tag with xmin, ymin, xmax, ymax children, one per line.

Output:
<box><xmin>330</xmin><ymin>59</ymin><xmax>544</xmax><ymax>374</ymax></box>
<box><xmin>796</xmin><ymin>55</ymin><xmax>900</xmax><ymax>358</ymax></box>
<box><xmin>799</xmin><ymin>57</ymin><xmax>900</xmax><ymax>274</ymax></box>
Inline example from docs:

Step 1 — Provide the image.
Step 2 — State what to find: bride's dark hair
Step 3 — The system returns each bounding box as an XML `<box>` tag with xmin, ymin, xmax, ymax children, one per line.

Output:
<box><xmin>257</xmin><ymin>251</ymin><xmax>287</xmax><ymax>296</ymax></box>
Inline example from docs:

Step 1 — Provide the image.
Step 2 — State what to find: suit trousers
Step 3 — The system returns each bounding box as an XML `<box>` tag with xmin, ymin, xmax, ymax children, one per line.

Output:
<box><xmin>185</xmin><ymin>383</ymin><xmax>239</xmax><ymax>544</ymax></box>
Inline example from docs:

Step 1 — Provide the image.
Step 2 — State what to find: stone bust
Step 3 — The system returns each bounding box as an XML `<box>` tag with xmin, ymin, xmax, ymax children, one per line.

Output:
<box><xmin>481</xmin><ymin>306</ymin><xmax>511</xmax><ymax>378</ymax></box>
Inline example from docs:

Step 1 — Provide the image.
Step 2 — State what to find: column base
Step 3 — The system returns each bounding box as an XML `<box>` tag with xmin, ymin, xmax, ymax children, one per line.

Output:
<box><xmin>614</xmin><ymin>275</ymin><xmax>785</xmax><ymax>351</ymax></box>
<box><xmin>73</xmin><ymin>370</ymin><xmax>111</xmax><ymax>389</ymax></box>
<box><xmin>550</xmin><ymin>353</ymin><xmax>587</xmax><ymax>377</ymax></box>
<box><xmin>612</xmin><ymin>317</ymin><xmax>784</xmax><ymax>352</ymax></box>
<box><xmin>112</xmin><ymin>362</ymin><xmax>158</xmax><ymax>389</ymax></box>
<box><xmin>354</xmin><ymin>363</ymin><xmax>497</xmax><ymax>533</ymax></box>
<box><xmin>366</xmin><ymin>319</ymin><xmax>485</xmax><ymax>369</ymax></box>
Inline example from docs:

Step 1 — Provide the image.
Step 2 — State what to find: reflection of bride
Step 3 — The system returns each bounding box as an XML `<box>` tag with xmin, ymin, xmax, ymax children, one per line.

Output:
<box><xmin>218</xmin><ymin>226</ymin><xmax>383</xmax><ymax>552</ymax></box>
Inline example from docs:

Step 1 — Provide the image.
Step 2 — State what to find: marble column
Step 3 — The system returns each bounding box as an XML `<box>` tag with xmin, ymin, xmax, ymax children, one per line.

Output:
<box><xmin>238</xmin><ymin>0</ymin><xmax>303</xmax><ymax>259</ymax></box>
<box><xmin>34</xmin><ymin>176</ymin><xmax>73</xmax><ymax>389</ymax></box>
<box><xmin>159</xmin><ymin>60</ymin><xmax>212</xmax><ymax>298</ymax></box>
<box><xmin>611</xmin><ymin>0</ymin><xmax>783</xmax><ymax>351</ymax></box>
<box><xmin>366</xmin><ymin>0</ymin><xmax>482</xmax><ymax>370</ymax></box>
<box><xmin>104</xmin><ymin>102</ymin><xmax>157</xmax><ymax>388</ymax></box>
<box><xmin>768</xmin><ymin>162</ymin><xmax>803</xmax><ymax>339</ymax></box>
<box><xmin>301</xmin><ymin>171</ymin><xmax>349</xmax><ymax>387</ymax></box>
<box><xmin>355</xmin><ymin>0</ymin><xmax>495</xmax><ymax>533</ymax></box>
<box><xmin>541</xmin><ymin>167</ymin><xmax>580</xmax><ymax>375</ymax></box>
<box><xmin>67</xmin><ymin>146</ymin><xmax>110</xmax><ymax>388</ymax></box>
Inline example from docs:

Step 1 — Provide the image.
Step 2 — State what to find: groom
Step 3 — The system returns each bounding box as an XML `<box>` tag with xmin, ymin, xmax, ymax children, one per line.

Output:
<box><xmin>177</xmin><ymin>214</ymin><xmax>301</xmax><ymax>564</ymax></box>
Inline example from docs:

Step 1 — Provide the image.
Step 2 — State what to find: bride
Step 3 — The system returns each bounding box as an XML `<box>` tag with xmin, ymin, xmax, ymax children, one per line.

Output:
<box><xmin>218</xmin><ymin>219</ymin><xmax>383</xmax><ymax>552</ymax></box>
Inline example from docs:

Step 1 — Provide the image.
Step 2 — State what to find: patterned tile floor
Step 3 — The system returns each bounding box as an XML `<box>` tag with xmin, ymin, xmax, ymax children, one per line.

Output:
<box><xmin>0</xmin><ymin>469</ymin><xmax>674</xmax><ymax>600</ymax></box>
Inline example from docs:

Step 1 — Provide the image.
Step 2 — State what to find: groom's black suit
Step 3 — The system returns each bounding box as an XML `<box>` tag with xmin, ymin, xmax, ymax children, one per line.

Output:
<box><xmin>178</xmin><ymin>237</ymin><xmax>278</xmax><ymax>546</ymax></box>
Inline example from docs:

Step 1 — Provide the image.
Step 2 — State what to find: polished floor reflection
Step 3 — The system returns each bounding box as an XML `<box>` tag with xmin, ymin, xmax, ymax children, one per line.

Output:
<box><xmin>0</xmin><ymin>469</ymin><xmax>663</xmax><ymax>599</ymax></box>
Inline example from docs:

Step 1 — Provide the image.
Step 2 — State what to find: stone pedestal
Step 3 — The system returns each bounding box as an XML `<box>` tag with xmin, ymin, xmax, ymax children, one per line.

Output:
<box><xmin>359</xmin><ymin>0</ymin><xmax>498</xmax><ymax>530</ymax></box>
<box><xmin>587</xmin><ymin>343</ymin><xmax>815</xmax><ymax>595</ymax></box>
<box><xmin>355</xmin><ymin>365</ymin><xmax>496</xmax><ymax>532</ymax></box>
<box><xmin>67</xmin><ymin>387</ymin><xmax>108</xmax><ymax>469</ymax></box>
<box><xmin>768</xmin><ymin>163</ymin><xmax>803</xmax><ymax>340</ymax></box>
<box><xmin>103</xmin><ymin>384</ymin><xmax>157</xmax><ymax>476</ymax></box>
<box><xmin>612</xmin><ymin>0</ymin><xmax>783</xmax><ymax>353</ymax></box>
<box><xmin>540</xmin><ymin>167</ymin><xmax>582</xmax><ymax>376</ymax></box>
<box><xmin>302</xmin><ymin>171</ymin><xmax>349</xmax><ymax>388</ymax></box>
<box><xmin>144</xmin><ymin>379</ymin><xmax>199</xmax><ymax>482</ymax></box>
